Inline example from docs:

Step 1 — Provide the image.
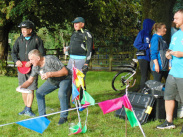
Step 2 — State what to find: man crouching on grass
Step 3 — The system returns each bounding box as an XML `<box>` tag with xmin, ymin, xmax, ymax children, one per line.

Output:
<box><xmin>18</xmin><ymin>49</ymin><xmax>72</xmax><ymax>125</ymax></box>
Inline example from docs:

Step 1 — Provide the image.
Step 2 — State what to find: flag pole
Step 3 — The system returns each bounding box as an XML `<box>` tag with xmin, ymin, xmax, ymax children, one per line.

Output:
<box><xmin>125</xmin><ymin>80</ymin><xmax>146</xmax><ymax>137</ymax></box>
<box><xmin>131</xmin><ymin>108</ymin><xmax>146</xmax><ymax>137</ymax></box>
<box><xmin>125</xmin><ymin>82</ymin><xmax>129</xmax><ymax>137</ymax></box>
<box><xmin>125</xmin><ymin>114</ymin><xmax>127</xmax><ymax>137</ymax></box>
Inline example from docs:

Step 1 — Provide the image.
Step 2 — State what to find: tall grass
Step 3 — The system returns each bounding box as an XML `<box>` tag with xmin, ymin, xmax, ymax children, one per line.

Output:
<box><xmin>0</xmin><ymin>71</ymin><xmax>183</xmax><ymax>137</ymax></box>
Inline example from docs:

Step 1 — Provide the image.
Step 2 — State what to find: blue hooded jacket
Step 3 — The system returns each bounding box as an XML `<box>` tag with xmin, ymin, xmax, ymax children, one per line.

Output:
<box><xmin>133</xmin><ymin>19</ymin><xmax>155</xmax><ymax>61</ymax></box>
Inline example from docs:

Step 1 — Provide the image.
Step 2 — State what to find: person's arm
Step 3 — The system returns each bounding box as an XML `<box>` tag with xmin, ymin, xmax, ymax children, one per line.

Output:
<box><xmin>20</xmin><ymin>76</ymin><xmax>35</xmax><ymax>88</ymax></box>
<box><xmin>153</xmin><ymin>59</ymin><xmax>160</xmax><ymax>73</ymax></box>
<box><xmin>170</xmin><ymin>51</ymin><xmax>183</xmax><ymax>58</ymax></box>
<box><xmin>150</xmin><ymin>36</ymin><xmax>159</xmax><ymax>61</ymax></box>
<box><xmin>41</xmin><ymin>66</ymin><xmax>68</xmax><ymax>80</ymax></box>
<box><xmin>37</xmin><ymin>36</ymin><xmax>46</xmax><ymax>56</ymax></box>
<box><xmin>85</xmin><ymin>31</ymin><xmax>93</xmax><ymax>65</ymax></box>
<box><xmin>11</xmin><ymin>38</ymin><xmax>22</xmax><ymax>67</ymax></box>
<box><xmin>133</xmin><ymin>32</ymin><xmax>149</xmax><ymax>50</ymax></box>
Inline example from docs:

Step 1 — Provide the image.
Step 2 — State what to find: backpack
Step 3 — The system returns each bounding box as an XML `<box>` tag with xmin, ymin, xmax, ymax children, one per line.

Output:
<box><xmin>82</xmin><ymin>30</ymin><xmax>95</xmax><ymax>56</ymax></box>
<box><xmin>150</xmin><ymin>38</ymin><xmax>169</xmax><ymax>71</ymax></box>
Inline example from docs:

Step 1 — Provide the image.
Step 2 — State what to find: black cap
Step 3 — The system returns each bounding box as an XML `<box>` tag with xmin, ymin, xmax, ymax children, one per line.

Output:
<box><xmin>18</xmin><ymin>20</ymin><xmax>34</xmax><ymax>29</ymax></box>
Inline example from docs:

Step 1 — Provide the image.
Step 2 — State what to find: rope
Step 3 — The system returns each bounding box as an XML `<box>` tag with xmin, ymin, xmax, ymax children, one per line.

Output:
<box><xmin>0</xmin><ymin>104</ymin><xmax>94</xmax><ymax>127</ymax></box>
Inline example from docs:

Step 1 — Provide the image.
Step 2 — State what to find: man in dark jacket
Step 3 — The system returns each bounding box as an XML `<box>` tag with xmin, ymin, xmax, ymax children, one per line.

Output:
<box><xmin>65</xmin><ymin>17</ymin><xmax>93</xmax><ymax>106</ymax></box>
<box><xmin>11</xmin><ymin>20</ymin><xmax>45</xmax><ymax>117</ymax></box>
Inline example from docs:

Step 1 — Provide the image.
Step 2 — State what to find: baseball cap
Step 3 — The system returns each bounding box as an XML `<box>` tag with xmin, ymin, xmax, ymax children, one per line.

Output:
<box><xmin>72</xmin><ymin>17</ymin><xmax>85</xmax><ymax>23</ymax></box>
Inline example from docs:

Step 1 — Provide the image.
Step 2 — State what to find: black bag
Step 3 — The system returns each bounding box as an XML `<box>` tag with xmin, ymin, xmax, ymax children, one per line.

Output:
<box><xmin>136</xmin><ymin>50</ymin><xmax>146</xmax><ymax>56</ymax></box>
<box><xmin>158</xmin><ymin>38</ymin><xmax>169</xmax><ymax>70</ymax></box>
<box><xmin>145</xmin><ymin>80</ymin><xmax>164</xmax><ymax>91</ymax></box>
<box><xmin>115</xmin><ymin>92</ymin><xmax>155</xmax><ymax>124</ymax></box>
<box><xmin>144</xmin><ymin>80</ymin><xmax>164</xmax><ymax>96</ymax></box>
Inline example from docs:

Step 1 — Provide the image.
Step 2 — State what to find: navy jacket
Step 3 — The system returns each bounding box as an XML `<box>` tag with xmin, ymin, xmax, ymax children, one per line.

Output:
<box><xmin>133</xmin><ymin>19</ymin><xmax>155</xmax><ymax>61</ymax></box>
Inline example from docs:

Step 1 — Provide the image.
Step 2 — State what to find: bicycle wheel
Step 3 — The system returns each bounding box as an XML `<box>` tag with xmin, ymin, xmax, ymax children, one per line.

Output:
<box><xmin>112</xmin><ymin>69</ymin><xmax>135</xmax><ymax>92</ymax></box>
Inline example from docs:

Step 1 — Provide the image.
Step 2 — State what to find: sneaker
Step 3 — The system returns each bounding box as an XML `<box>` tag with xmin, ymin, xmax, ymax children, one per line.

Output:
<box><xmin>24</xmin><ymin>110</ymin><xmax>36</xmax><ymax>117</ymax></box>
<box><xmin>18</xmin><ymin>107</ymin><xmax>27</xmax><ymax>115</ymax></box>
<box><xmin>58</xmin><ymin>117</ymin><xmax>67</xmax><ymax>125</ymax></box>
<box><xmin>157</xmin><ymin>120</ymin><xmax>175</xmax><ymax>129</ymax></box>
<box><xmin>18</xmin><ymin>109</ymin><xmax>26</xmax><ymax>115</ymax></box>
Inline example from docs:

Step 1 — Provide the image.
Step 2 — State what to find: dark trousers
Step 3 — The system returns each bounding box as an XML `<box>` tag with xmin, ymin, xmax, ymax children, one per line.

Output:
<box><xmin>139</xmin><ymin>59</ymin><xmax>150</xmax><ymax>90</ymax></box>
<box><xmin>152</xmin><ymin>71</ymin><xmax>169</xmax><ymax>82</ymax></box>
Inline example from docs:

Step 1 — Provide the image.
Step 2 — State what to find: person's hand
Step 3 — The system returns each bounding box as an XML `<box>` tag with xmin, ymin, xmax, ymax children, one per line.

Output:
<box><xmin>165</xmin><ymin>50</ymin><xmax>172</xmax><ymax>59</ymax></box>
<box><xmin>64</xmin><ymin>46</ymin><xmax>69</xmax><ymax>53</ymax></box>
<box><xmin>16</xmin><ymin>60</ymin><xmax>22</xmax><ymax>67</ymax></box>
<box><xmin>40</xmin><ymin>73</ymin><xmax>47</xmax><ymax>80</ymax></box>
<box><xmin>40</xmin><ymin>72</ymin><xmax>51</xmax><ymax>80</ymax></box>
<box><xmin>16</xmin><ymin>86</ymin><xmax>21</xmax><ymax>92</ymax></box>
<box><xmin>25</xmin><ymin>61</ymin><xmax>31</xmax><ymax>67</ymax></box>
<box><xmin>82</xmin><ymin>64</ymin><xmax>88</xmax><ymax>73</ymax></box>
<box><xmin>155</xmin><ymin>64</ymin><xmax>160</xmax><ymax>73</ymax></box>
<box><xmin>63</xmin><ymin>47</ymin><xmax>66</xmax><ymax>53</ymax></box>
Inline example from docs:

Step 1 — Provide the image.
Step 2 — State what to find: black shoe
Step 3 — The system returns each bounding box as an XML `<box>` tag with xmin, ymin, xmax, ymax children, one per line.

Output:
<box><xmin>157</xmin><ymin>120</ymin><xmax>175</xmax><ymax>129</ymax></box>
<box><xmin>58</xmin><ymin>117</ymin><xmax>67</xmax><ymax>125</ymax></box>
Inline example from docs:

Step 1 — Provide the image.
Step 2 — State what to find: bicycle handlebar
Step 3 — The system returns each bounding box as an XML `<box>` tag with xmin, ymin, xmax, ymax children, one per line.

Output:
<box><xmin>116</xmin><ymin>59</ymin><xmax>138</xmax><ymax>70</ymax></box>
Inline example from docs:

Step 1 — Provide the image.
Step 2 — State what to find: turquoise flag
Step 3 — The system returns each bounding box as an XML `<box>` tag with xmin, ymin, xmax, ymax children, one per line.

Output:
<box><xmin>16</xmin><ymin>117</ymin><xmax>50</xmax><ymax>134</ymax></box>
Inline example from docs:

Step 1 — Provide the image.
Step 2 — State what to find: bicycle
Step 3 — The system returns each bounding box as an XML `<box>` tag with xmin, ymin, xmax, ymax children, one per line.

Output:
<box><xmin>112</xmin><ymin>59</ymin><xmax>138</xmax><ymax>92</ymax></box>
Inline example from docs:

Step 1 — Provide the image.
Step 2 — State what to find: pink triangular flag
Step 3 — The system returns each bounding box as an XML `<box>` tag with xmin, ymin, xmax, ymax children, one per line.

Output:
<box><xmin>98</xmin><ymin>97</ymin><xmax>123</xmax><ymax>114</ymax></box>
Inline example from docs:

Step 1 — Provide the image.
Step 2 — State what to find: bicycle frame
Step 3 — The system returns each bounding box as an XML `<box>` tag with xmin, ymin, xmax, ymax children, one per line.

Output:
<box><xmin>112</xmin><ymin>59</ymin><xmax>138</xmax><ymax>92</ymax></box>
<box><xmin>124</xmin><ymin>70</ymin><xmax>136</xmax><ymax>86</ymax></box>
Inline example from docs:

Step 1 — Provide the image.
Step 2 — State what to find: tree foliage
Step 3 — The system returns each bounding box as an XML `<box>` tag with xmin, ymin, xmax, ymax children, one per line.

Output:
<box><xmin>173</xmin><ymin>0</ymin><xmax>183</xmax><ymax>12</ymax></box>
<box><xmin>1</xmin><ymin>0</ymin><xmax>142</xmax><ymax>55</ymax></box>
<box><xmin>0</xmin><ymin>0</ymin><xmax>180</xmax><ymax>61</ymax></box>
<box><xmin>90</xmin><ymin>0</ymin><xmax>141</xmax><ymax>38</ymax></box>
<box><xmin>141</xmin><ymin>0</ymin><xmax>177</xmax><ymax>44</ymax></box>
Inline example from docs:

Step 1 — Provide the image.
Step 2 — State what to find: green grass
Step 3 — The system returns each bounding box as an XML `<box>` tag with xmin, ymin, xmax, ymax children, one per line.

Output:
<box><xmin>0</xmin><ymin>71</ymin><xmax>183</xmax><ymax>137</ymax></box>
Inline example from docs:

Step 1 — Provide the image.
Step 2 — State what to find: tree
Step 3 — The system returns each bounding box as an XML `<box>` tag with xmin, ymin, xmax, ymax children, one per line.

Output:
<box><xmin>174</xmin><ymin>0</ymin><xmax>183</xmax><ymax>11</ymax></box>
<box><xmin>0</xmin><ymin>0</ymin><xmax>142</xmax><ymax>60</ymax></box>
<box><xmin>141</xmin><ymin>0</ymin><xmax>177</xmax><ymax>44</ymax></box>
<box><xmin>0</xmin><ymin>0</ymin><xmax>85</xmax><ymax>60</ymax></box>
<box><xmin>0</xmin><ymin>0</ymin><xmax>180</xmax><ymax>61</ymax></box>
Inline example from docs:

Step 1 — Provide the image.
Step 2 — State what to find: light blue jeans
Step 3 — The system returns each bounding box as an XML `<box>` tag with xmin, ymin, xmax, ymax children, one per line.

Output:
<box><xmin>36</xmin><ymin>77</ymin><xmax>71</xmax><ymax>118</ymax></box>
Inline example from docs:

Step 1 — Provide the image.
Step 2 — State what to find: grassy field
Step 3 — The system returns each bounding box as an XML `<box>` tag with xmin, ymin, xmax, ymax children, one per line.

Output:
<box><xmin>0</xmin><ymin>71</ymin><xmax>183</xmax><ymax>137</ymax></box>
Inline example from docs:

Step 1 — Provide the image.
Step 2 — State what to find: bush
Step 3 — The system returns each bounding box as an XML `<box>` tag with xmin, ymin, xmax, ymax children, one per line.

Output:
<box><xmin>0</xmin><ymin>60</ymin><xmax>17</xmax><ymax>76</ymax></box>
